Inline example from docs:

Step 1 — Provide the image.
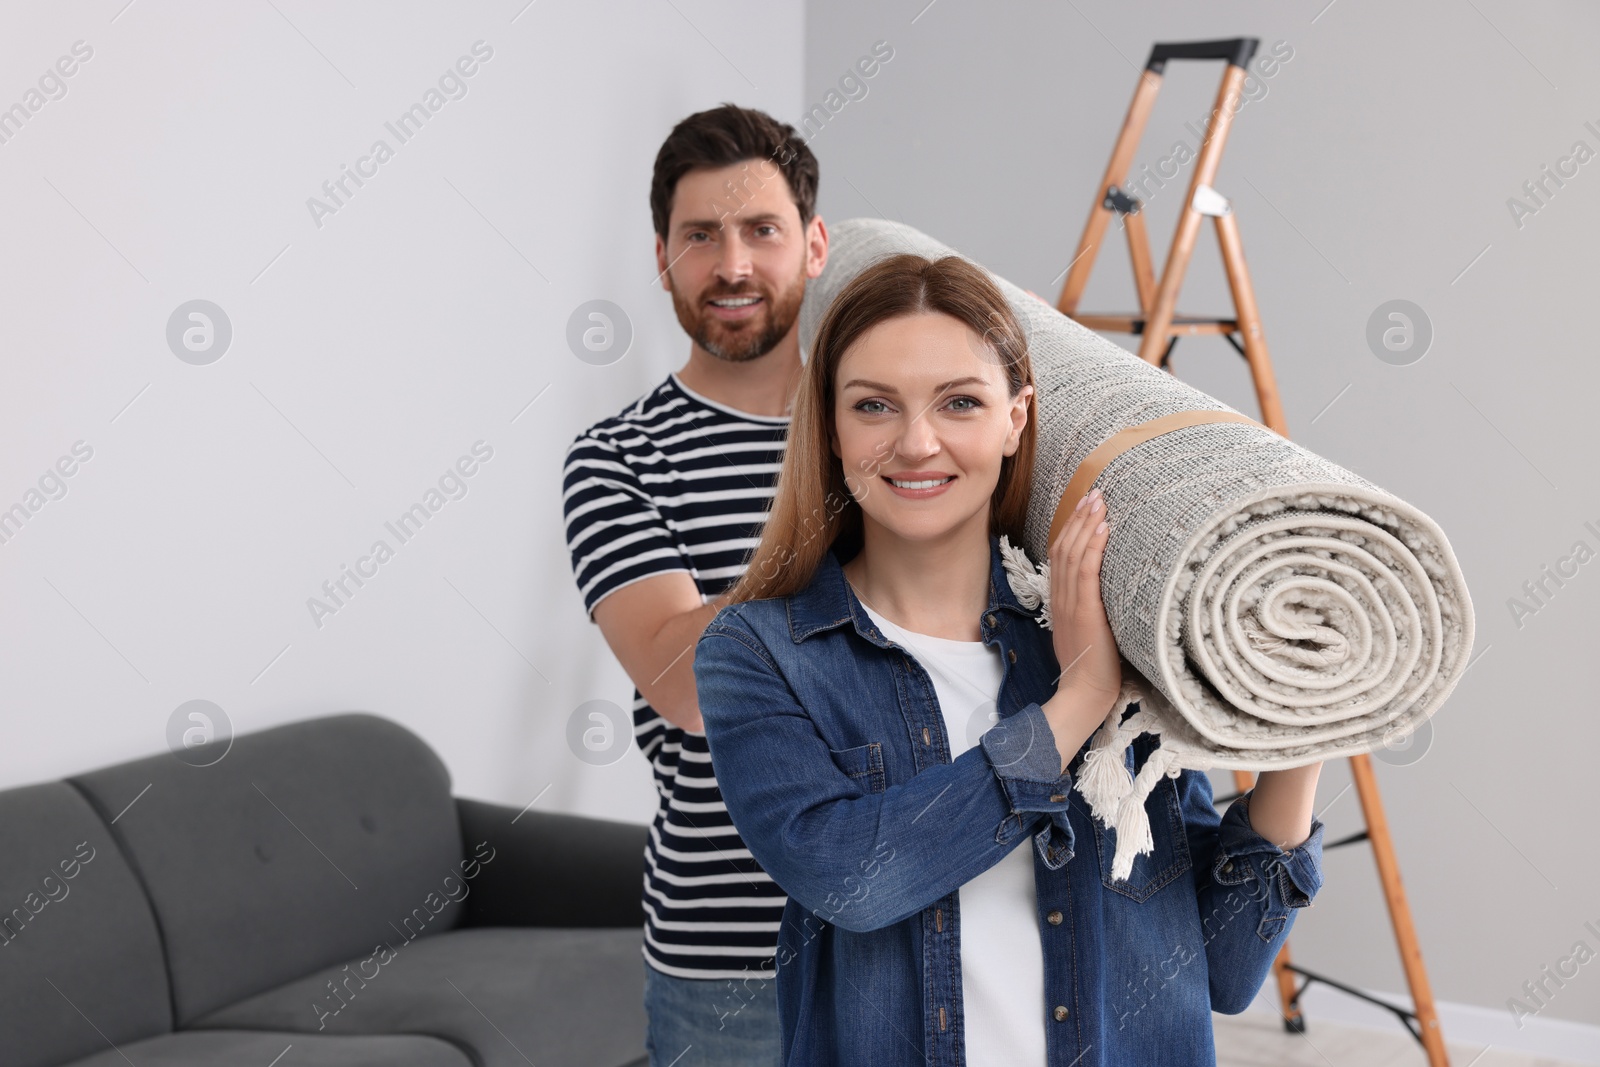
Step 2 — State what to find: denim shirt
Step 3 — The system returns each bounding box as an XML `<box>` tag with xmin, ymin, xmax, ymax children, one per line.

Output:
<box><xmin>694</xmin><ymin>532</ymin><xmax>1326</xmax><ymax>1066</ymax></box>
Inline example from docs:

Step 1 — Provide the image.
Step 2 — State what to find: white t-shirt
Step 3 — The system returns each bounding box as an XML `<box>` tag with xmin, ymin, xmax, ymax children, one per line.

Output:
<box><xmin>859</xmin><ymin>599</ymin><xmax>1048</xmax><ymax>1066</ymax></box>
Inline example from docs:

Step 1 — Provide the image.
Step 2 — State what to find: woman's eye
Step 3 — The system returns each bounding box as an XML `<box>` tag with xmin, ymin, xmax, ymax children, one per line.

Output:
<box><xmin>856</xmin><ymin>399</ymin><xmax>890</xmax><ymax>415</ymax></box>
<box><xmin>947</xmin><ymin>396</ymin><xmax>979</xmax><ymax>412</ymax></box>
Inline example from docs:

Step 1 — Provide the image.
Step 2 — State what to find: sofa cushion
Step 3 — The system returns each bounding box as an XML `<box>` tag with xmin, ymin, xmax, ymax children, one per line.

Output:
<box><xmin>68</xmin><ymin>713</ymin><xmax>465</xmax><ymax>1025</ymax></box>
<box><xmin>60</xmin><ymin>1029</ymin><xmax>472</xmax><ymax>1067</ymax></box>
<box><xmin>192</xmin><ymin>926</ymin><xmax>647</xmax><ymax>1067</ymax></box>
<box><xmin>0</xmin><ymin>782</ymin><xmax>171</xmax><ymax>1067</ymax></box>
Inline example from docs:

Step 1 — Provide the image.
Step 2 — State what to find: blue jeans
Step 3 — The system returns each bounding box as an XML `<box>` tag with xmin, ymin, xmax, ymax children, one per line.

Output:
<box><xmin>642</xmin><ymin>959</ymin><xmax>781</xmax><ymax>1067</ymax></box>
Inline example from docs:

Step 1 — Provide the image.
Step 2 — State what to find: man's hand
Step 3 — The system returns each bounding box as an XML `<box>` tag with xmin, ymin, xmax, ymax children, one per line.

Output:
<box><xmin>591</xmin><ymin>573</ymin><xmax>727</xmax><ymax>733</ymax></box>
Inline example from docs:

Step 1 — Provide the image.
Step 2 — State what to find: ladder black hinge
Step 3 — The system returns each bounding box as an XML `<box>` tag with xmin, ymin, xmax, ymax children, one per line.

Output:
<box><xmin>1103</xmin><ymin>185</ymin><xmax>1142</xmax><ymax>216</ymax></box>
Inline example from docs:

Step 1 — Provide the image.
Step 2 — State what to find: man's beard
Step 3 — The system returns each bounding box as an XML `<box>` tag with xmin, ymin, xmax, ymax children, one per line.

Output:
<box><xmin>669</xmin><ymin>266</ymin><xmax>806</xmax><ymax>363</ymax></box>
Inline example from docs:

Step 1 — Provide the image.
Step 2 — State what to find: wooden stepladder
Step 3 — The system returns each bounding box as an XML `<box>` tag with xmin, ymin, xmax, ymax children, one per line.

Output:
<box><xmin>1056</xmin><ymin>37</ymin><xmax>1286</xmax><ymax>431</ymax></box>
<box><xmin>1056</xmin><ymin>38</ymin><xmax>1452</xmax><ymax>1067</ymax></box>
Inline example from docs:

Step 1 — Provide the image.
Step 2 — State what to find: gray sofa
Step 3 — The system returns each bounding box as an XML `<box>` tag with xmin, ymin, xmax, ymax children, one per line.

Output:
<box><xmin>0</xmin><ymin>713</ymin><xmax>649</xmax><ymax>1067</ymax></box>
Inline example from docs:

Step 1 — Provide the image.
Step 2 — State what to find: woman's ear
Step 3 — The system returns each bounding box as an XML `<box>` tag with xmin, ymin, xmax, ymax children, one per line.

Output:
<box><xmin>1004</xmin><ymin>383</ymin><xmax>1033</xmax><ymax>456</ymax></box>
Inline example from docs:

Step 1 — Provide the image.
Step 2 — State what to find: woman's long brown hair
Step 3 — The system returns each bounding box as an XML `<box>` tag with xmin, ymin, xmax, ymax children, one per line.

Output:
<box><xmin>723</xmin><ymin>252</ymin><xmax>1037</xmax><ymax>606</ymax></box>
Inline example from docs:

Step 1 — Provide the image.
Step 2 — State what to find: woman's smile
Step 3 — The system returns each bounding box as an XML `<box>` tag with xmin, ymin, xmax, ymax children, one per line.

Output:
<box><xmin>883</xmin><ymin>471</ymin><xmax>957</xmax><ymax>498</ymax></box>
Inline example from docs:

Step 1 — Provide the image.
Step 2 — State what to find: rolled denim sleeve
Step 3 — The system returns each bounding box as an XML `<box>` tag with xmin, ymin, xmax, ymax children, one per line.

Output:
<box><xmin>1211</xmin><ymin>789</ymin><xmax>1325</xmax><ymax>912</ymax></box>
<box><xmin>979</xmin><ymin>701</ymin><xmax>1077</xmax><ymax>869</ymax></box>
<box><xmin>1178</xmin><ymin>770</ymin><xmax>1327</xmax><ymax>1014</ymax></box>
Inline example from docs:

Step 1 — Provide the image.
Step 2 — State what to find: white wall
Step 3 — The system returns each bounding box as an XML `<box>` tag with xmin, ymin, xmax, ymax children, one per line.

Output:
<box><xmin>802</xmin><ymin>0</ymin><xmax>1600</xmax><ymax>1039</ymax></box>
<box><xmin>0</xmin><ymin>0</ymin><xmax>803</xmax><ymax>830</ymax></box>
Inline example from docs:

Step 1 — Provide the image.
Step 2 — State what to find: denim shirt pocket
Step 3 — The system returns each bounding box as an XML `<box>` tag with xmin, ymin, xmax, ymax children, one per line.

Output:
<box><xmin>1093</xmin><ymin>774</ymin><xmax>1193</xmax><ymax>902</ymax></box>
<box><xmin>830</xmin><ymin>742</ymin><xmax>886</xmax><ymax>794</ymax></box>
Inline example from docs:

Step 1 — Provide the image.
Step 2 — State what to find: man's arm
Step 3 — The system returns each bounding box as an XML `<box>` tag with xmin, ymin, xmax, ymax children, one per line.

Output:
<box><xmin>592</xmin><ymin>573</ymin><xmax>730</xmax><ymax>733</ymax></box>
<box><xmin>564</xmin><ymin>428</ymin><xmax>725</xmax><ymax>732</ymax></box>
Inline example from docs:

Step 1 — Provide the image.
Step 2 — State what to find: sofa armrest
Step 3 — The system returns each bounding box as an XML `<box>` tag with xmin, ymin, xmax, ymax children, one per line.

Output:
<box><xmin>454</xmin><ymin>796</ymin><xmax>646</xmax><ymax>928</ymax></box>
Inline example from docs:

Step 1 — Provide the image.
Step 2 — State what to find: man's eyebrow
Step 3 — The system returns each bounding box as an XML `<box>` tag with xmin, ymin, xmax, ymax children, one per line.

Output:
<box><xmin>675</xmin><ymin>212</ymin><xmax>786</xmax><ymax>233</ymax></box>
<box><xmin>841</xmin><ymin>376</ymin><xmax>992</xmax><ymax>393</ymax></box>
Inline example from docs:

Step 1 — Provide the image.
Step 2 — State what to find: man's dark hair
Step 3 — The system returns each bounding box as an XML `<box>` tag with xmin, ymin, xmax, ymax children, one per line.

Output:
<box><xmin>650</xmin><ymin>103</ymin><xmax>819</xmax><ymax>242</ymax></box>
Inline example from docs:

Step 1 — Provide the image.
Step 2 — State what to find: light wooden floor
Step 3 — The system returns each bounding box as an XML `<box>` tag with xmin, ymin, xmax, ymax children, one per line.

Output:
<box><xmin>1214</xmin><ymin>1011</ymin><xmax>1589</xmax><ymax>1067</ymax></box>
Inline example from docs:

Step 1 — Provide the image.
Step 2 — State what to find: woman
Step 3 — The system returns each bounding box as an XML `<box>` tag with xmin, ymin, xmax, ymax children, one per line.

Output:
<box><xmin>693</xmin><ymin>252</ymin><xmax>1325</xmax><ymax>1066</ymax></box>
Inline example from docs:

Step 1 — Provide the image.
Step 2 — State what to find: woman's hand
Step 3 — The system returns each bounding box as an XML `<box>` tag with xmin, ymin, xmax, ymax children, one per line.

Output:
<box><xmin>1048</xmin><ymin>486</ymin><xmax>1122</xmax><ymax>711</ymax></box>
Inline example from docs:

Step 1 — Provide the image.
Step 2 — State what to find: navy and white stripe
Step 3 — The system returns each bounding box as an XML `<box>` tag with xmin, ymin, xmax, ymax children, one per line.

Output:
<box><xmin>562</xmin><ymin>371</ymin><xmax>788</xmax><ymax>979</ymax></box>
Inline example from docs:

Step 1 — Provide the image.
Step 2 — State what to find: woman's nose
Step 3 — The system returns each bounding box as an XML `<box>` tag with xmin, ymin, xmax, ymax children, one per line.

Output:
<box><xmin>895</xmin><ymin>411</ymin><xmax>940</xmax><ymax>458</ymax></box>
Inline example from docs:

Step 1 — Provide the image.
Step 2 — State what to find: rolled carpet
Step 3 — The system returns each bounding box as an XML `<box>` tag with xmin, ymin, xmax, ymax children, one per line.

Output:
<box><xmin>798</xmin><ymin>218</ymin><xmax>1476</xmax><ymax>878</ymax></box>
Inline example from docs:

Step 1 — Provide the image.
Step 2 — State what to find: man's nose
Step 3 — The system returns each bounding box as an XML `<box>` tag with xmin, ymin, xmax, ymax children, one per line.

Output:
<box><xmin>716</xmin><ymin>233</ymin><xmax>753</xmax><ymax>284</ymax></box>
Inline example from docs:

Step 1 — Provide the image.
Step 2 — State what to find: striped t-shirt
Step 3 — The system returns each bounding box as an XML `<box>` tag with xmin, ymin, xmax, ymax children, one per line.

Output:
<box><xmin>561</xmin><ymin>370</ymin><xmax>789</xmax><ymax>980</ymax></box>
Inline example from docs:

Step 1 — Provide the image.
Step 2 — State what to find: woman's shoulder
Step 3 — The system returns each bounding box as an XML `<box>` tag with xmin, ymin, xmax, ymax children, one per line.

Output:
<box><xmin>696</xmin><ymin>597</ymin><xmax>804</xmax><ymax>685</ymax></box>
<box><xmin>704</xmin><ymin>594</ymin><xmax>791</xmax><ymax>644</ymax></box>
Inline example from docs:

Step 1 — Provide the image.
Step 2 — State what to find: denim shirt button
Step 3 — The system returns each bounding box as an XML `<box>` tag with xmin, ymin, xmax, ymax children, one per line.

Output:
<box><xmin>1222</xmin><ymin>860</ymin><xmax>1235</xmax><ymax>874</ymax></box>
<box><xmin>1007</xmin><ymin>647</ymin><xmax>1017</xmax><ymax>663</ymax></box>
<box><xmin>1050</xmin><ymin>793</ymin><xmax>1067</xmax><ymax>803</ymax></box>
<box><xmin>985</xmin><ymin>613</ymin><xmax>998</xmax><ymax>627</ymax></box>
<box><xmin>1052</xmin><ymin>1005</ymin><xmax>1069</xmax><ymax>1022</ymax></box>
<box><xmin>1046</xmin><ymin>909</ymin><xmax>1063</xmax><ymax>926</ymax></box>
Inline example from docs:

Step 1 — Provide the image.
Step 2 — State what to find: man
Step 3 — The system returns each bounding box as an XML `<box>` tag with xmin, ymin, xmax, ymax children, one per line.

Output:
<box><xmin>561</xmin><ymin>104</ymin><xmax>827</xmax><ymax>1065</ymax></box>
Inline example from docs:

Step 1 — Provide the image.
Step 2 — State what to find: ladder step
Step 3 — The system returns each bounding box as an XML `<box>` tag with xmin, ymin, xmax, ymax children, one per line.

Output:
<box><xmin>1071</xmin><ymin>313</ymin><xmax>1239</xmax><ymax>336</ymax></box>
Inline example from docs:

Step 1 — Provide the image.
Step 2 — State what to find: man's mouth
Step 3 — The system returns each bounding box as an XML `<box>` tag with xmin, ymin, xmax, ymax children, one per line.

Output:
<box><xmin>706</xmin><ymin>294</ymin><xmax>764</xmax><ymax>320</ymax></box>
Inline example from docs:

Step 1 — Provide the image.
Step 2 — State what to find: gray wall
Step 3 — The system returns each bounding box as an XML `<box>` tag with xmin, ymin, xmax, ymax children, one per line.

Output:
<box><xmin>804</xmin><ymin>0</ymin><xmax>1600</xmax><ymax>1038</ymax></box>
<box><xmin>0</xmin><ymin>3</ymin><xmax>800</xmax><ymax>830</ymax></box>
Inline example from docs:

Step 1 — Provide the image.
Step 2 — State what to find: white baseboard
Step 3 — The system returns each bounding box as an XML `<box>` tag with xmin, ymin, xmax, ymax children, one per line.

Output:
<box><xmin>1247</xmin><ymin>981</ymin><xmax>1600</xmax><ymax>1066</ymax></box>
